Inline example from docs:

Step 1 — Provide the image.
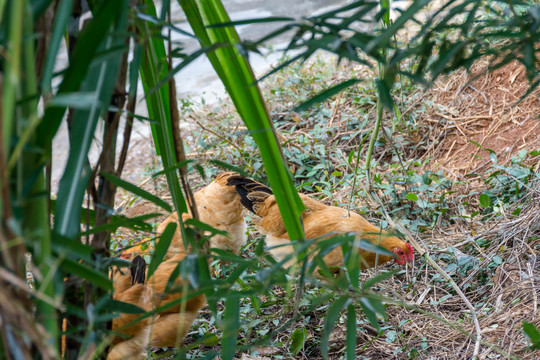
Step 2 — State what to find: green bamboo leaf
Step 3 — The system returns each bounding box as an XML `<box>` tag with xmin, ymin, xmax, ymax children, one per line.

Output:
<box><xmin>361</xmin><ymin>270</ymin><xmax>398</xmax><ymax>291</ymax></box>
<box><xmin>321</xmin><ymin>295</ymin><xmax>352</xmax><ymax>360</ymax></box>
<box><xmin>52</xmin><ymin>233</ymin><xmax>93</xmax><ymax>260</ymax></box>
<box><xmin>295</xmin><ymin>78</ymin><xmax>363</xmax><ymax>112</ymax></box>
<box><xmin>206</xmin><ymin>16</ymin><xmax>295</xmax><ymax>27</ymax></box>
<box><xmin>147</xmin><ymin>222</ymin><xmax>176</xmax><ymax>280</ymax></box>
<box><xmin>221</xmin><ymin>296</ymin><xmax>240</xmax><ymax>360</ymax></box>
<box><xmin>375</xmin><ymin>78</ymin><xmax>394</xmax><ymax>110</ymax></box>
<box><xmin>30</xmin><ymin>0</ymin><xmax>56</xmax><ymax>18</ymax></box>
<box><xmin>359</xmin><ymin>297</ymin><xmax>386</xmax><ymax>331</ymax></box>
<box><xmin>184</xmin><ymin>218</ymin><xmax>227</xmax><ymax>237</ymax></box>
<box><xmin>250</xmin><ymin>295</ymin><xmax>261</xmax><ymax>315</ymax></box>
<box><xmin>61</xmin><ymin>258</ymin><xmax>113</xmax><ymax>290</ymax></box>
<box><xmin>47</xmin><ymin>92</ymin><xmax>102</xmax><ymax>109</ymax></box>
<box><xmin>106</xmin><ymin>299</ymin><xmax>146</xmax><ymax>314</ymax></box>
<box><xmin>54</xmin><ymin>0</ymin><xmax>129</xmax><ymax>238</ymax></box>
<box><xmin>38</xmin><ymin>0</ymin><xmax>126</xmax><ymax>148</ymax></box>
<box><xmin>40</xmin><ymin>0</ymin><xmax>74</xmax><ymax>94</ymax></box>
<box><xmin>101</xmin><ymin>172</ymin><xmax>172</xmax><ymax>212</ymax></box>
<box><xmin>151</xmin><ymin>160</ymin><xmax>193</xmax><ymax>178</ymax></box>
<box><xmin>346</xmin><ymin>305</ymin><xmax>357</xmax><ymax>360</ymax></box>
<box><xmin>79</xmin><ymin>213</ymin><xmax>159</xmax><ymax>236</ymax></box>
<box><xmin>342</xmin><ymin>240</ymin><xmax>360</xmax><ymax>290</ymax></box>
<box><xmin>137</xmin><ymin>0</ymin><xmax>187</xmax><ymax>217</ymax></box>
<box><xmin>180</xmin><ymin>0</ymin><xmax>305</xmax><ymax>243</ymax></box>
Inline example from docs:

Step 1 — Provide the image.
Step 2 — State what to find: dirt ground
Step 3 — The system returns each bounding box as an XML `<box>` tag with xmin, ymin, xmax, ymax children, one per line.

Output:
<box><xmin>430</xmin><ymin>60</ymin><xmax>540</xmax><ymax>175</ymax></box>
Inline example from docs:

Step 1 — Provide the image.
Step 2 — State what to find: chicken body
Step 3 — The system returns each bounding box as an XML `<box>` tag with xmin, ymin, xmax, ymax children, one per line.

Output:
<box><xmin>228</xmin><ymin>175</ymin><xmax>414</xmax><ymax>270</ymax></box>
<box><xmin>146</xmin><ymin>252</ymin><xmax>207</xmax><ymax>348</ymax></box>
<box><xmin>122</xmin><ymin>172</ymin><xmax>246</xmax><ymax>259</ymax></box>
<box><xmin>108</xmin><ymin>257</ymin><xmax>153</xmax><ymax>360</ymax></box>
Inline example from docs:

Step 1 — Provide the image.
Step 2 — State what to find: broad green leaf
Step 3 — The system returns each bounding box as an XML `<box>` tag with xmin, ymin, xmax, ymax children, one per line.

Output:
<box><xmin>101</xmin><ymin>172</ymin><xmax>172</xmax><ymax>212</ymax></box>
<box><xmin>290</xmin><ymin>327</ymin><xmax>307</xmax><ymax>355</ymax></box>
<box><xmin>406</xmin><ymin>193</ymin><xmax>418</xmax><ymax>201</ymax></box>
<box><xmin>479</xmin><ymin>193</ymin><xmax>491</xmax><ymax>208</ymax></box>
<box><xmin>321</xmin><ymin>295</ymin><xmax>352</xmax><ymax>360</ymax></box>
<box><xmin>523</xmin><ymin>322</ymin><xmax>540</xmax><ymax>349</ymax></box>
<box><xmin>147</xmin><ymin>222</ymin><xmax>176</xmax><ymax>280</ymax></box>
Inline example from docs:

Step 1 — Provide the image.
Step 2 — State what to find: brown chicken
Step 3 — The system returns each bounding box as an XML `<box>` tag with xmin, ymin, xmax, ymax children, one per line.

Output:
<box><xmin>121</xmin><ymin>172</ymin><xmax>246</xmax><ymax>259</ymax></box>
<box><xmin>227</xmin><ymin>175</ymin><xmax>414</xmax><ymax>270</ymax></box>
<box><xmin>146</xmin><ymin>252</ymin><xmax>207</xmax><ymax>348</ymax></box>
<box><xmin>108</xmin><ymin>256</ymin><xmax>153</xmax><ymax>360</ymax></box>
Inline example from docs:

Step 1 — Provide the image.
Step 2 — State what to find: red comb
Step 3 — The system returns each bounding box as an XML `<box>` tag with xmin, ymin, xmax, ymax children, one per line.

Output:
<box><xmin>406</xmin><ymin>243</ymin><xmax>415</xmax><ymax>262</ymax></box>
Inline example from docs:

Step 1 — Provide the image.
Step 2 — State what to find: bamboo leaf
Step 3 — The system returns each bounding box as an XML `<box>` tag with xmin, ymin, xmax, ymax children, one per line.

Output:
<box><xmin>100</xmin><ymin>172</ymin><xmax>172</xmax><ymax>212</ymax></box>
<box><xmin>106</xmin><ymin>299</ymin><xmax>146</xmax><ymax>314</ymax></box>
<box><xmin>61</xmin><ymin>258</ymin><xmax>113</xmax><ymax>291</ymax></box>
<box><xmin>206</xmin><ymin>16</ymin><xmax>295</xmax><ymax>27</ymax></box>
<box><xmin>137</xmin><ymin>0</ymin><xmax>187</xmax><ymax>217</ymax></box>
<box><xmin>40</xmin><ymin>0</ymin><xmax>74</xmax><ymax>94</ymax></box>
<box><xmin>53</xmin><ymin>1</ymin><xmax>129</xmax><ymax>238</ymax></box>
<box><xmin>38</xmin><ymin>0</ymin><xmax>126</xmax><ymax>148</ymax></box>
<box><xmin>221</xmin><ymin>296</ymin><xmax>240</xmax><ymax>360</ymax></box>
<box><xmin>361</xmin><ymin>270</ymin><xmax>398</xmax><ymax>290</ymax></box>
<box><xmin>321</xmin><ymin>295</ymin><xmax>352</xmax><ymax>360</ymax></box>
<box><xmin>346</xmin><ymin>305</ymin><xmax>357</xmax><ymax>360</ymax></box>
<box><xmin>295</xmin><ymin>78</ymin><xmax>363</xmax><ymax>112</ymax></box>
<box><xmin>180</xmin><ymin>0</ymin><xmax>306</xmax><ymax>243</ymax></box>
<box><xmin>359</xmin><ymin>297</ymin><xmax>386</xmax><ymax>331</ymax></box>
<box><xmin>147</xmin><ymin>222</ymin><xmax>176</xmax><ymax>280</ymax></box>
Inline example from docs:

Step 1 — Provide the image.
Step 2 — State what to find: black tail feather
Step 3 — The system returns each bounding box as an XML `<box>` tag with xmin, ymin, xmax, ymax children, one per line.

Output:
<box><xmin>227</xmin><ymin>175</ymin><xmax>273</xmax><ymax>214</ymax></box>
<box><xmin>130</xmin><ymin>255</ymin><xmax>146</xmax><ymax>285</ymax></box>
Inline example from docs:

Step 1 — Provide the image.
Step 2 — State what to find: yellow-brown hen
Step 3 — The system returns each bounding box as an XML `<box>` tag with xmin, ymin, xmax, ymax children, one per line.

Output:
<box><xmin>227</xmin><ymin>175</ymin><xmax>414</xmax><ymax>270</ymax></box>
<box><xmin>146</xmin><ymin>252</ymin><xmax>207</xmax><ymax>348</ymax></box>
<box><xmin>121</xmin><ymin>172</ymin><xmax>246</xmax><ymax>259</ymax></box>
